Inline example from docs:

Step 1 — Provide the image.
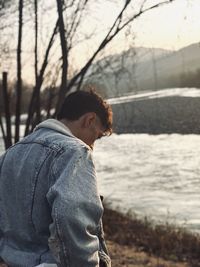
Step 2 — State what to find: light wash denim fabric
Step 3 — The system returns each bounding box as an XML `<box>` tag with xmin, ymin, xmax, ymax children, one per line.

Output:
<box><xmin>35</xmin><ymin>264</ymin><xmax>57</xmax><ymax>267</ymax></box>
<box><xmin>0</xmin><ymin>119</ymin><xmax>111</xmax><ymax>267</ymax></box>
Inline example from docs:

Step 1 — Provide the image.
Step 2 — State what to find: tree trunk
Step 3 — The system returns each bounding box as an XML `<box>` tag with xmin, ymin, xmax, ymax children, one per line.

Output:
<box><xmin>2</xmin><ymin>72</ymin><xmax>12</xmax><ymax>149</ymax></box>
<box><xmin>15</xmin><ymin>0</ymin><xmax>23</xmax><ymax>143</ymax></box>
<box><xmin>34</xmin><ymin>0</ymin><xmax>41</xmax><ymax>124</ymax></box>
<box><xmin>55</xmin><ymin>0</ymin><xmax>68</xmax><ymax>115</ymax></box>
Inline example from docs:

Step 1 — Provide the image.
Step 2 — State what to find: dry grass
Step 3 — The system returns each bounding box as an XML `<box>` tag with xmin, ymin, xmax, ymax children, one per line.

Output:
<box><xmin>103</xmin><ymin>208</ymin><xmax>200</xmax><ymax>267</ymax></box>
<box><xmin>107</xmin><ymin>240</ymin><xmax>189</xmax><ymax>267</ymax></box>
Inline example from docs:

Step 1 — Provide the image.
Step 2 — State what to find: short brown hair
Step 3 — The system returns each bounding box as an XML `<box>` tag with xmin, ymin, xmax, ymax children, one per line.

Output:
<box><xmin>57</xmin><ymin>90</ymin><xmax>113</xmax><ymax>135</ymax></box>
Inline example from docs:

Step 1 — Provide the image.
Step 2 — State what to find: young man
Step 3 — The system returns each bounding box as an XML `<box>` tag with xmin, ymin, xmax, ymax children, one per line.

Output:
<box><xmin>0</xmin><ymin>90</ymin><xmax>112</xmax><ymax>267</ymax></box>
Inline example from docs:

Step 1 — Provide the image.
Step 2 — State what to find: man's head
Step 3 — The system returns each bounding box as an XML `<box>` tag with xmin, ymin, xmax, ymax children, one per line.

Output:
<box><xmin>57</xmin><ymin>90</ymin><xmax>113</xmax><ymax>148</ymax></box>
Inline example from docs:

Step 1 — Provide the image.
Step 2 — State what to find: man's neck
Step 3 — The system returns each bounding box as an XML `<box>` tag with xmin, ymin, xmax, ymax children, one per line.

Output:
<box><xmin>59</xmin><ymin>118</ymin><xmax>81</xmax><ymax>139</ymax></box>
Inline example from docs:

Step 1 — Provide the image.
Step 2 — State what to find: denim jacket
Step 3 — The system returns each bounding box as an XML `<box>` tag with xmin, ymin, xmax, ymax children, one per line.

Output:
<box><xmin>0</xmin><ymin>119</ymin><xmax>111</xmax><ymax>267</ymax></box>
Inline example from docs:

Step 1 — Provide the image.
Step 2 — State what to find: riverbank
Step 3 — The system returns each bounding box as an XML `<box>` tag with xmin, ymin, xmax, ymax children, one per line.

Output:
<box><xmin>0</xmin><ymin>208</ymin><xmax>200</xmax><ymax>266</ymax></box>
<box><xmin>111</xmin><ymin>94</ymin><xmax>200</xmax><ymax>134</ymax></box>
<box><xmin>103</xmin><ymin>208</ymin><xmax>200</xmax><ymax>267</ymax></box>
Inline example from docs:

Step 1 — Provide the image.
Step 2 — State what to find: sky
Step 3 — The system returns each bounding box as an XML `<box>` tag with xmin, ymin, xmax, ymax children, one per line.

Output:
<box><xmin>70</xmin><ymin>0</ymin><xmax>200</xmax><ymax>68</ymax></box>
<box><xmin>131</xmin><ymin>0</ymin><xmax>200</xmax><ymax>50</ymax></box>
<box><xmin>1</xmin><ymin>0</ymin><xmax>200</xmax><ymax>83</ymax></box>
<box><xmin>89</xmin><ymin>0</ymin><xmax>200</xmax><ymax>50</ymax></box>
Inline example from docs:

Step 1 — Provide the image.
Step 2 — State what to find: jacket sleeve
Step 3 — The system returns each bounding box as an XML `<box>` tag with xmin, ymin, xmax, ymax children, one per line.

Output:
<box><xmin>46</xmin><ymin>147</ymin><xmax>103</xmax><ymax>267</ymax></box>
<box><xmin>98</xmin><ymin>219</ymin><xmax>111</xmax><ymax>267</ymax></box>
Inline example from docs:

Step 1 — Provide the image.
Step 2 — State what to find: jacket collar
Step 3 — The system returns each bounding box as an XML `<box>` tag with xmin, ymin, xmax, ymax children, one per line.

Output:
<box><xmin>35</xmin><ymin>119</ymin><xmax>74</xmax><ymax>137</ymax></box>
<box><xmin>35</xmin><ymin>119</ymin><xmax>91</xmax><ymax>149</ymax></box>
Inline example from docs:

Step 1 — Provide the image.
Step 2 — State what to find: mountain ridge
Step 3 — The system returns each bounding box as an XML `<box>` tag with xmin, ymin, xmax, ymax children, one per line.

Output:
<box><xmin>88</xmin><ymin>42</ymin><xmax>200</xmax><ymax>97</ymax></box>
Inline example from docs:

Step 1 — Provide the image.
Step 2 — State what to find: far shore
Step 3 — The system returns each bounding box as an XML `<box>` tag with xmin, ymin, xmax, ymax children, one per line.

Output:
<box><xmin>112</xmin><ymin>95</ymin><xmax>200</xmax><ymax>134</ymax></box>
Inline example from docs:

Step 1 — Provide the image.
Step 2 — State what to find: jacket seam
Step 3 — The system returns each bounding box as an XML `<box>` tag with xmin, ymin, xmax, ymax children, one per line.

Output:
<box><xmin>54</xmin><ymin>206</ymin><xmax>69</xmax><ymax>266</ymax></box>
<box><xmin>18</xmin><ymin>140</ymin><xmax>64</xmax><ymax>153</ymax></box>
<box><xmin>30</xmin><ymin>147</ymin><xmax>62</xmax><ymax>232</ymax></box>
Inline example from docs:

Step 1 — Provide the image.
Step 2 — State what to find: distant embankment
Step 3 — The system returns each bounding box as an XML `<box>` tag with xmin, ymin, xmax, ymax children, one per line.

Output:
<box><xmin>110</xmin><ymin>92</ymin><xmax>200</xmax><ymax>134</ymax></box>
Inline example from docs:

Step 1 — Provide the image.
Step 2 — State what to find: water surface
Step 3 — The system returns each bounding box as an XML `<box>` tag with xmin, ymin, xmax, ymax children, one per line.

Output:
<box><xmin>94</xmin><ymin>133</ymin><xmax>200</xmax><ymax>232</ymax></box>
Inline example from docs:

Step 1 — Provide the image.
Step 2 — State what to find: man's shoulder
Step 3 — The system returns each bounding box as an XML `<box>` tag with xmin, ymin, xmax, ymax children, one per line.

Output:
<box><xmin>33</xmin><ymin>127</ymin><xmax>90</xmax><ymax>156</ymax></box>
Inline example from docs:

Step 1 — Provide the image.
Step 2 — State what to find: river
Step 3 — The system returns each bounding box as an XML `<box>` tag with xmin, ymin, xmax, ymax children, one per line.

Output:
<box><xmin>93</xmin><ymin>133</ymin><xmax>200</xmax><ymax>233</ymax></box>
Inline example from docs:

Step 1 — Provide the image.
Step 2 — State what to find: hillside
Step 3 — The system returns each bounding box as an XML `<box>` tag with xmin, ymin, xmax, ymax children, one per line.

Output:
<box><xmin>136</xmin><ymin>42</ymin><xmax>200</xmax><ymax>90</ymax></box>
<box><xmin>87</xmin><ymin>42</ymin><xmax>200</xmax><ymax>97</ymax></box>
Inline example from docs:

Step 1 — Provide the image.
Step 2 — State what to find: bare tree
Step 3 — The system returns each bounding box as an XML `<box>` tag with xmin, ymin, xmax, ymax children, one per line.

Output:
<box><xmin>0</xmin><ymin>0</ymin><xmax>177</xmax><ymax>149</ymax></box>
<box><xmin>55</xmin><ymin>0</ymin><xmax>68</xmax><ymax>113</ymax></box>
<box><xmin>15</xmin><ymin>0</ymin><xmax>23</xmax><ymax>143</ymax></box>
<box><xmin>34</xmin><ymin>0</ymin><xmax>40</xmax><ymax>125</ymax></box>
<box><xmin>24</xmin><ymin>19</ymin><xmax>59</xmax><ymax>136</ymax></box>
<box><xmin>1</xmin><ymin>72</ymin><xmax>12</xmax><ymax>149</ymax></box>
<box><xmin>53</xmin><ymin>0</ymin><xmax>177</xmax><ymax>113</ymax></box>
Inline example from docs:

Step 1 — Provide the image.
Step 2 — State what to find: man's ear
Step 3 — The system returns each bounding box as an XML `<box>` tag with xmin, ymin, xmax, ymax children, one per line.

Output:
<box><xmin>81</xmin><ymin>112</ymin><xmax>96</xmax><ymax>128</ymax></box>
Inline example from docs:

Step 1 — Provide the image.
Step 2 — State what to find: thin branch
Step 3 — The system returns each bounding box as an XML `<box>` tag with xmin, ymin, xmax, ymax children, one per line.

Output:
<box><xmin>24</xmin><ymin>19</ymin><xmax>59</xmax><ymax>136</ymax></box>
<box><xmin>67</xmin><ymin>0</ymin><xmax>89</xmax><ymax>43</ymax></box>
<box><xmin>63</xmin><ymin>0</ymin><xmax>176</xmax><ymax>96</ymax></box>
<box><xmin>119</xmin><ymin>1</ymin><xmax>175</xmax><ymax>33</ymax></box>
<box><xmin>55</xmin><ymin>0</ymin><xmax>68</xmax><ymax>113</ymax></box>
